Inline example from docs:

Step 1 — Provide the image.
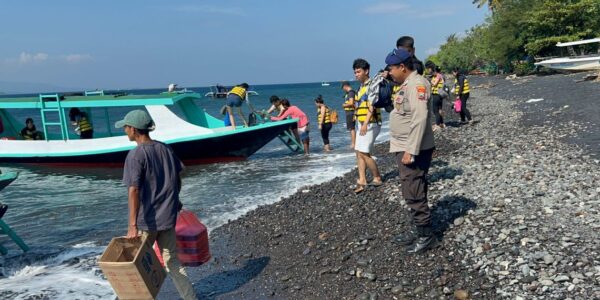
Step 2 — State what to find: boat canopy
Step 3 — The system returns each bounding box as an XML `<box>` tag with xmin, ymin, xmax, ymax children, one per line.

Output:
<box><xmin>0</xmin><ymin>93</ymin><xmax>202</xmax><ymax>109</ymax></box>
<box><xmin>557</xmin><ymin>38</ymin><xmax>600</xmax><ymax>47</ymax></box>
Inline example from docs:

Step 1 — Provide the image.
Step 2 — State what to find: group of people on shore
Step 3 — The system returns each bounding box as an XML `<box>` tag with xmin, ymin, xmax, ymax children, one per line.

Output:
<box><xmin>341</xmin><ymin>36</ymin><xmax>475</xmax><ymax>254</ymax></box>
<box><xmin>113</xmin><ymin>35</ymin><xmax>474</xmax><ymax>300</ymax></box>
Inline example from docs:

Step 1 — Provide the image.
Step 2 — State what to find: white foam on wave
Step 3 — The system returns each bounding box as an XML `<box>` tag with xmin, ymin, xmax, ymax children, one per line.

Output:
<box><xmin>197</xmin><ymin>151</ymin><xmax>357</xmax><ymax>230</ymax></box>
<box><xmin>0</xmin><ymin>242</ymin><xmax>114</xmax><ymax>300</ymax></box>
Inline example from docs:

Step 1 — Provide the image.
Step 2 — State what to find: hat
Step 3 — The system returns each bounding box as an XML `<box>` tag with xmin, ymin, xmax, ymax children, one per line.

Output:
<box><xmin>115</xmin><ymin>110</ymin><xmax>156</xmax><ymax>131</ymax></box>
<box><xmin>385</xmin><ymin>48</ymin><xmax>411</xmax><ymax>66</ymax></box>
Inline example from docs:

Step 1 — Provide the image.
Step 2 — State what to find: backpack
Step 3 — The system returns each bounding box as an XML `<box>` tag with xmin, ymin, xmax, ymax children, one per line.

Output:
<box><xmin>437</xmin><ymin>84</ymin><xmax>449</xmax><ymax>99</ymax></box>
<box><xmin>329</xmin><ymin>109</ymin><xmax>339</xmax><ymax>124</ymax></box>
<box><xmin>367</xmin><ymin>74</ymin><xmax>394</xmax><ymax>110</ymax></box>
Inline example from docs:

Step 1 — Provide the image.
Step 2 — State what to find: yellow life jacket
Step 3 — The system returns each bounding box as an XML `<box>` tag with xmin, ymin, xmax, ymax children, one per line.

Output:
<box><xmin>432</xmin><ymin>75</ymin><xmax>445</xmax><ymax>95</ymax></box>
<box><xmin>454</xmin><ymin>76</ymin><xmax>470</xmax><ymax>94</ymax></box>
<box><xmin>343</xmin><ymin>90</ymin><xmax>355</xmax><ymax>111</ymax></box>
<box><xmin>228</xmin><ymin>86</ymin><xmax>247</xmax><ymax>99</ymax></box>
<box><xmin>78</xmin><ymin>115</ymin><xmax>93</xmax><ymax>132</ymax></box>
<box><xmin>354</xmin><ymin>83</ymin><xmax>381</xmax><ymax>123</ymax></box>
<box><xmin>317</xmin><ymin>106</ymin><xmax>331</xmax><ymax>124</ymax></box>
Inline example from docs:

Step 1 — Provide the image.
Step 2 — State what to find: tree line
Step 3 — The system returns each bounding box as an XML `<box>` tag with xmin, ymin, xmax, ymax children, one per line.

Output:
<box><xmin>427</xmin><ymin>0</ymin><xmax>600</xmax><ymax>75</ymax></box>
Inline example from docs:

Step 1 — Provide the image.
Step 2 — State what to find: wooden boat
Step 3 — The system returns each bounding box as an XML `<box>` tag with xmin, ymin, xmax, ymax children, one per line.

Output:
<box><xmin>0</xmin><ymin>91</ymin><xmax>298</xmax><ymax>166</ymax></box>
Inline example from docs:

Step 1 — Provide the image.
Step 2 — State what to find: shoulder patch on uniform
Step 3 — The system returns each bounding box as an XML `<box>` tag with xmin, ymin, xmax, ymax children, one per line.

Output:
<box><xmin>416</xmin><ymin>85</ymin><xmax>426</xmax><ymax>101</ymax></box>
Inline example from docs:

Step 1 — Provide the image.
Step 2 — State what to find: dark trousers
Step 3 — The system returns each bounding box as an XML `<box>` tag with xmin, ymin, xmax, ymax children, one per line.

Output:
<box><xmin>459</xmin><ymin>93</ymin><xmax>472</xmax><ymax>122</ymax></box>
<box><xmin>432</xmin><ymin>95</ymin><xmax>444</xmax><ymax>126</ymax></box>
<box><xmin>80</xmin><ymin>130</ymin><xmax>93</xmax><ymax>139</ymax></box>
<box><xmin>396</xmin><ymin>148</ymin><xmax>434</xmax><ymax>227</ymax></box>
<box><xmin>320</xmin><ymin>123</ymin><xmax>332</xmax><ymax>145</ymax></box>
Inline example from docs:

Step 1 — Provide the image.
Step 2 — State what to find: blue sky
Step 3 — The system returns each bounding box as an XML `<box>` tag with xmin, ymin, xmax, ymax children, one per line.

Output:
<box><xmin>0</xmin><ymin>1</ymin><xmax>488</xmax><ymax>91</ymax></box>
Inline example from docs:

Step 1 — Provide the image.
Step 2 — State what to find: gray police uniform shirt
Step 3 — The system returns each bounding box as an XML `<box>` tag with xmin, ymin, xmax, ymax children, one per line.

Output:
<box><xmin>389</xmin><ymin>71</ymin><xmax>435</xmax><ymax>155</ymax></box>
<box><xmin>123</xmin><ymin>141</ymin><xmax>184</xmax><ymax>231</ymax></box>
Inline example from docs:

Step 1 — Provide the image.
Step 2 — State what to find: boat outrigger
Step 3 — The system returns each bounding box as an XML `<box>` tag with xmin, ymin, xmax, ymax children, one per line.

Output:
<box><xmin>534</xmin><ymin>38</ymin><xmax>600</xmax><ymax>71</ymax></box>
<box><xmin>0</xmin><ymin>91</ymin><xmax>301</xmax><ymax>166</ymax></box>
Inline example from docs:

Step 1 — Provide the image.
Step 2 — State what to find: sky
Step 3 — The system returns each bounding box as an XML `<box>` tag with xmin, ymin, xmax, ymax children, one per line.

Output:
<box><xmin>0</xmin><ymin>0</ymin><xmax>489</xmax><ymax>92</ymax></box>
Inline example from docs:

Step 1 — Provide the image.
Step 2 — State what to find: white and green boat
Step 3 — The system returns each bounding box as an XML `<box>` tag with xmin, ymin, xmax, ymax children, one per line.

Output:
<box><xmin>0</xmin><ymin>91</ymin><xmax>300</xmax><ymax>166</ymax></box>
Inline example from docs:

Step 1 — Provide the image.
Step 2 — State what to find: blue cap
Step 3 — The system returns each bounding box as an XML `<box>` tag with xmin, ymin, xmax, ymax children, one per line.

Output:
<box><xmin>385</xmin><ymin>48</ymin><xmax>411</xmax><ymax>66</ymax></box>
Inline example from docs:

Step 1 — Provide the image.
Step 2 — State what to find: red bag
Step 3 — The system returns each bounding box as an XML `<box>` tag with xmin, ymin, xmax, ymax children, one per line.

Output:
<box><xmin>154</xmin><ymin>209</ymin><xmax>211</xmax><ymax>267</ymax></box>
<box><xmin>453</xmin><ymin>97</ymin><xmax>462</xmax><ymax>113</ymax></box>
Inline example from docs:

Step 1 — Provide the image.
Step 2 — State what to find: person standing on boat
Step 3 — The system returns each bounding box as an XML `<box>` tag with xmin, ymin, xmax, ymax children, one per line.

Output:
<box><xmin>116</xmin><ymin>110</ymin><xmax>197</xmax><ymax>300</ymax></box>
<box><xmin>271</xmin><ymin>99</ymin><xmax>310</xmax><ymax>155</ymax></box>
<box><xmin>68</xmin><ymin>108</ymin><xmax>93</xmax><ymax>139</ymax></box>
<box><xmin>386</xmin><ymin>48</ymin><xmax>437</xmax><ymax>253</ymax></box>
<box><xmin>20</xmin><ymin>118</ymin><xmax>44</xmax><ymax>140</ymax></box>
<box><xmin>452</xmin><ymin>68</ymin><xmax>473</xmax><ymax>124</ymax></box>
<box><xmin>226</xmin><ymin>83</ymin><xmax>250</xmax><ymax>128</ymax></box>
<box><xmin>315</xmin><ymin>95</ymin><xmax>333</xmax><ymax>152</ymax></box>
<box><xmin>341</xmin><ymin>81</ymin><xmax>357</xmax><ymax>149</ymax></box>
<box><xmin>353</xmin><ymin>58</ymin><xmax>383</xmax><ymax>194</ymax></box>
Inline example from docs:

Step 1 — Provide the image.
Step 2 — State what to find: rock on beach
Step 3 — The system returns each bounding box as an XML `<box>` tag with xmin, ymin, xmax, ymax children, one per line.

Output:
<box><xmin>157</xmin><ymin>74</ymin><xmax>600</xmax><ymax>299</ymax></box>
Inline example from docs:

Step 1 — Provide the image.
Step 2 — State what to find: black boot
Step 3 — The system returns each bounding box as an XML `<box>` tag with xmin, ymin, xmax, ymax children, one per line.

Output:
<box><xmin>406</xmin><ymin>226</ymin><xmax>437</xmax><ymax>254</ymax></box>
<box><xmin>394</xmin><ymin>226</ymin><xmax>417</xmax><ymax>245</ymax></box>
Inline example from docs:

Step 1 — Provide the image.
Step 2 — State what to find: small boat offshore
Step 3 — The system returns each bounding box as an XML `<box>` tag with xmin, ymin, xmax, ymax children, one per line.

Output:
<box><xmin>0</xmin><ymin>91</ymin><xmax>298</xmax><ymax>166</ymax></box>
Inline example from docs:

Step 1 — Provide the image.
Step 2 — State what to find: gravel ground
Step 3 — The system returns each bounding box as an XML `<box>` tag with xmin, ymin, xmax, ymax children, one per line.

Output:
<box><xmin>157</xmin><ymin>75</ymin><xmax>600</xmax><ymax>300</ymax></box>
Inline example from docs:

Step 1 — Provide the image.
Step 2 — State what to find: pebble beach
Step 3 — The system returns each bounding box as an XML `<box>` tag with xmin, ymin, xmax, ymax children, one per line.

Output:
<box><xmin>155</xmin><ymin>73</ymin><xmax>600</xmax><ymax>299</ymax></box>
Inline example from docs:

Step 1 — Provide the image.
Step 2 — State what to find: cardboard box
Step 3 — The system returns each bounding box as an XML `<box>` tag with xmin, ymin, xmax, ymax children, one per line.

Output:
<box><xmin>99</xmin><ymin>236</ymin><xmax>166</xmax><ymax>300</ymax></box>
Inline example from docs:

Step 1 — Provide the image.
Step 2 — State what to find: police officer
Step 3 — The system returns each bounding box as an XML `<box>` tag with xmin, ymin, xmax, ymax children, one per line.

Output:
<box><xmin>396</xmin><ymin>36</ymin><xmax>425</xmax><ymax>76</ymax></box>
<box><xmin>385</xmin><ymin>48</ymin><xmax>437</xmax><ymax>253</ymax></box>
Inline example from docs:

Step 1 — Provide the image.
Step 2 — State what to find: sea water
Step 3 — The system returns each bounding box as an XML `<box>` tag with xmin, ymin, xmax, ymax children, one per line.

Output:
<box><xmin>0</xmin><ymin>82</ymin><xmax>388</xmax><ymax>299</ymax></box>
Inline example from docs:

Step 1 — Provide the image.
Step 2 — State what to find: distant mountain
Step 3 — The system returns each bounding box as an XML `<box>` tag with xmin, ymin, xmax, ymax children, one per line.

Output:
<box><xmin>0</xmin><ymin>81</ymin><xmax>77</xmax><ymax>95</ymax></box>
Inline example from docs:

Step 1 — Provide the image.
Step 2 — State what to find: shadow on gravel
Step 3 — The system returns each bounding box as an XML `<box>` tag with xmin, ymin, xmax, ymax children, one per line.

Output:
<box><xmin>197</xmin><ymin>256</ymin><xmax>270</xmax><ymax>299</ymax></box>
<box><xmin>429</xmin><ymin>167</ymin><xmax>463</xmax><ymax>183</ymax></box>
<box><xmin>431</xmin><ymin>196</ymin><xmax>476</xmax><ymax>238</ymax></box>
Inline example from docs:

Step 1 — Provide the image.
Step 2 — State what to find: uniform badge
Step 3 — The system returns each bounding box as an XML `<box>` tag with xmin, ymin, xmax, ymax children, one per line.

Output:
<box><xmin>417</xmin><ymin>85</ymin><xmax>426</xmax><ymax>101</ymax></box>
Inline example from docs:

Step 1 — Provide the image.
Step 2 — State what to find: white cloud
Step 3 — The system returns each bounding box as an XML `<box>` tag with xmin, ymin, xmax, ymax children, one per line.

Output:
<box><xmin>62</xmin><ymin>54</ymin><xmax>92</xmax><ymax>64</ymax></box>
<box><xmin>364</xmin><ymin>2</ymin><xmax>409</xmax><ymax>14</ymax></box>
<box><xmin>19</xmin><ymin>52</ymin><xmax>48</xmax><ymax>64</ymax></box>
<box><xmin>415</xmin><ymin>9</ymin><xmax>455</xmax><ymax>18</ymax></box>
<box><xmin>426</xmin><ymin>47</ymin><xmax>440</xmax><ymax>56</ymax></box>
<box><xmin>173</xmin><ymin>5</ymin><xmax>245</xmax><ymax>16</ymax></box>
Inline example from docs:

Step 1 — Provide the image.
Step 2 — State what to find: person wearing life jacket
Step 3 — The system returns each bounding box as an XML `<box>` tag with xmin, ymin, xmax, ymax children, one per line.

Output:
<box><xmin>315</xmin><ymin>95</ymin><xmax>333</xmax><ymax>152</ymax></box>
<box><xmin>225</xmin><ymin>83</ymin><xmax>250</xmax><ymax>129</ymax></box>
<box><xmin>341</xmin><ymin>81</ymin><xmax>357</xmax><ymax>149</ymax></box>
<box><xmin>20</xmin><ymin>118</ymin><xmax>44</xmax><ymax>140</ymax></box>
<box><xmin>352</xmin><ymin>58</ymin><xmax>383</xmax><ymax>194</ymax></box>
<box><xmin>69</xmin><ymin>108</ymin><xmax>94</xmax><ymax>139</ymax></box>
<box><xmin>271</xmin><ymin>99</ymin><xmax>310</xmax><ymax>155</ymax></box>
<box><xmin>452</xmin><ymin>68</ymin><xmax>473</xmax><ymax>124</ymax></box>
<box><xmin>396</xmin><ymin>36</ymin><xmax>425</xmax><ymax>76</ymax></box>
<box><xmin>426</xmin><ymin>63</ymin><xmax>446</xmax><ymax>130</ymax></box>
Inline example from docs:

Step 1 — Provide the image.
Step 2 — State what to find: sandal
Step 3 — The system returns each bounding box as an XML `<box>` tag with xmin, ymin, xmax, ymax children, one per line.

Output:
<box><xmin>354</xmin><ymin>184</ymin><xmax>366</xmax><ymax>194</ymax></box>
<box><xmin>369</xmin><ymin>180</ymin><xmax>383</xmax><ymax>187</ymax></box>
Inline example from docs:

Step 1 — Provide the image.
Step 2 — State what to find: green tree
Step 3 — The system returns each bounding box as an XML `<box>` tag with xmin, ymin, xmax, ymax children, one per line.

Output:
<box><xmin>473</xmin><ymin>0</ymin><xmax>504</xmax><ymax>11</ymax></box>
<box><xmin>523</xmin><ymin>0</ymin><xmax>600</xmax><ymax>56</ymax></box>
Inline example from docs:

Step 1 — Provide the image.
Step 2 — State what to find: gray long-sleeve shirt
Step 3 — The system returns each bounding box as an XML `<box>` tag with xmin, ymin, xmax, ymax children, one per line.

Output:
<box><xmin>389</xmin><ymin>71</ymin><xmax>435</xmax><ymax>155</ymax></box>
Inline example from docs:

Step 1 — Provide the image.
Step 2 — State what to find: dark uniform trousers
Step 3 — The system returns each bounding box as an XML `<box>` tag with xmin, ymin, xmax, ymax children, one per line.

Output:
<box><xmin>396</xmin><ymin>148</ymin><xmax>434</xmax><ymax>227</ymax></box>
